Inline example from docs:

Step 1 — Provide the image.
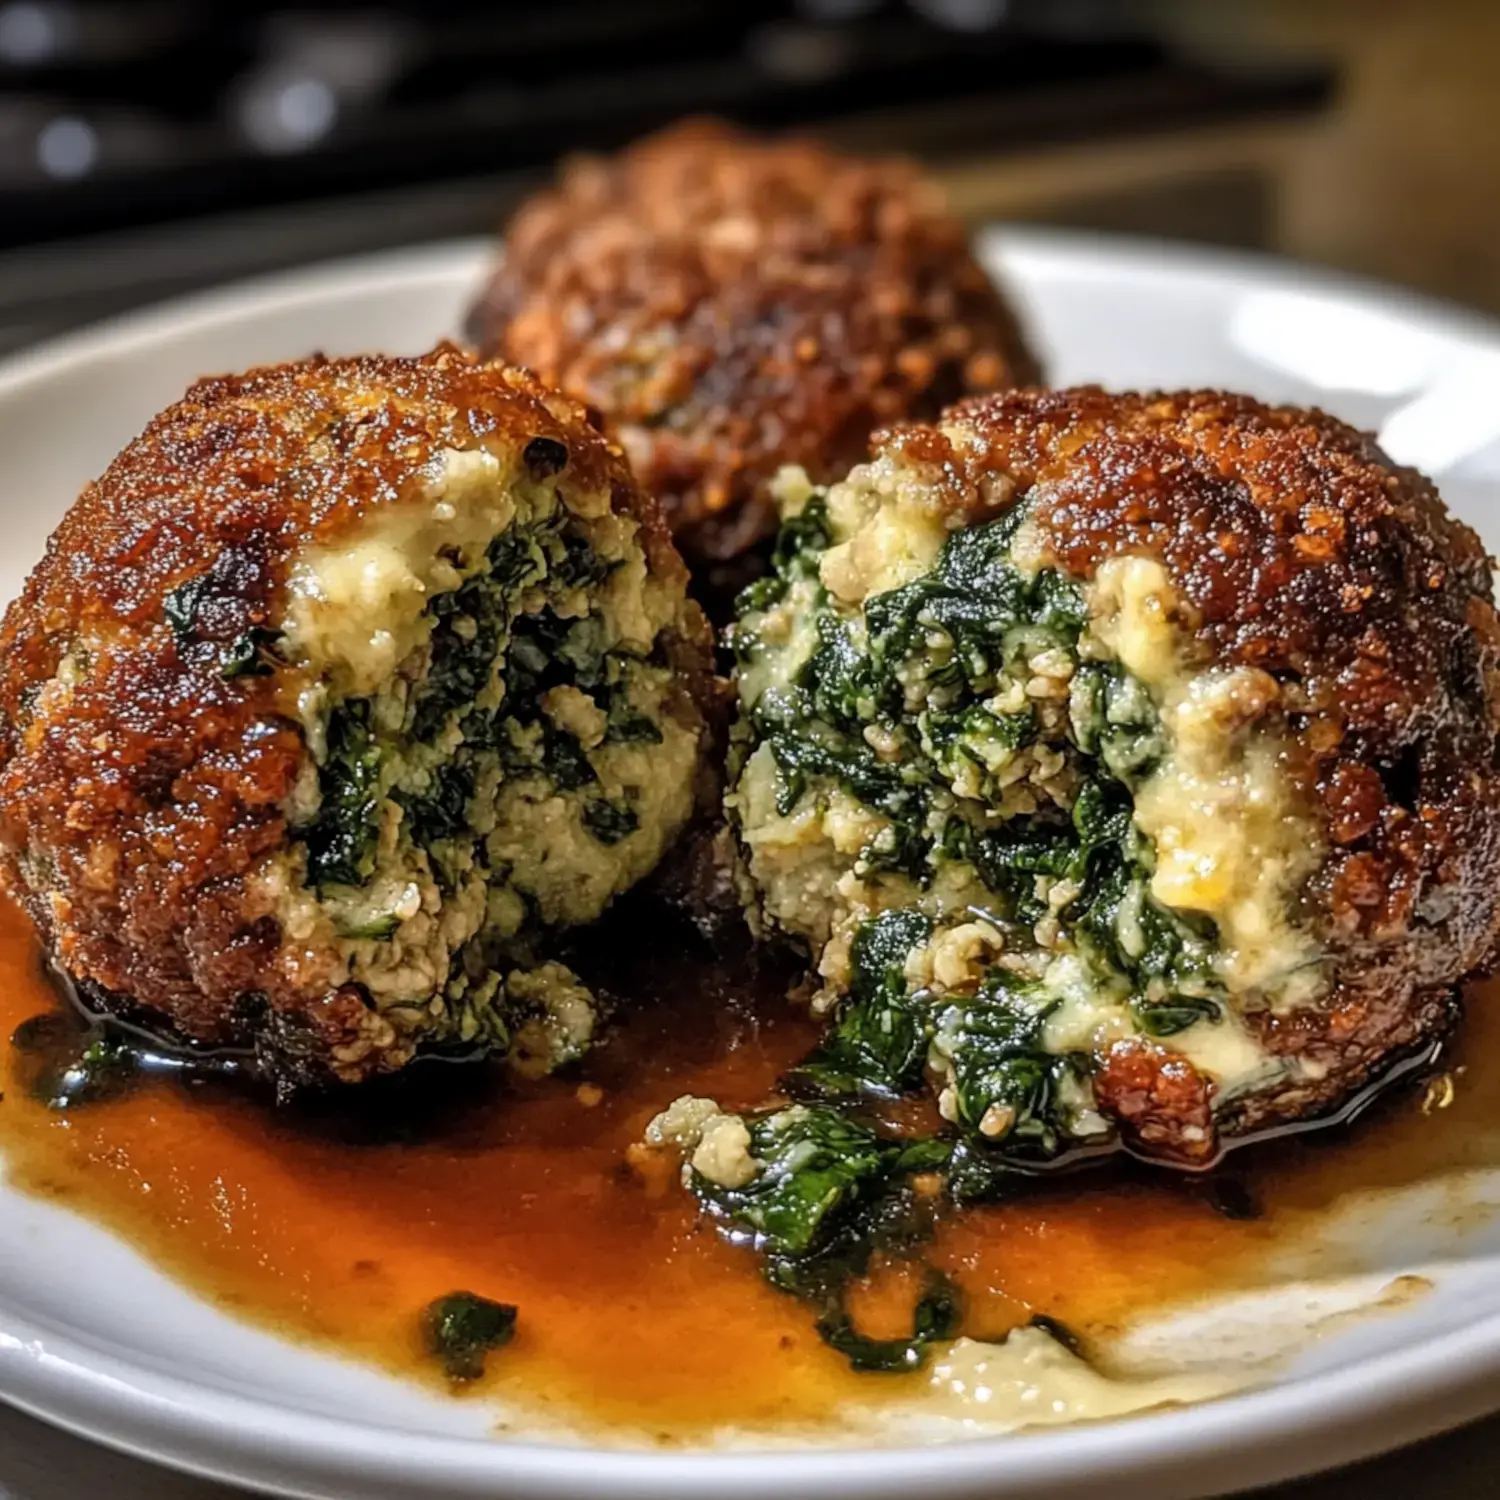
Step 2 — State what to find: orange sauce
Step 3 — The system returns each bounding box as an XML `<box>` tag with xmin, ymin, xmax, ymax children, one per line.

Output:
<box><xmin>0</xmin><ymin>889</ymin><xmax>1496</xmax><ymax>1439</ymax></box>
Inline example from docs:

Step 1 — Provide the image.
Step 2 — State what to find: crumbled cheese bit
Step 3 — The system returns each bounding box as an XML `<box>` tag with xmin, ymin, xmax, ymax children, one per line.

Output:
<box><xmin>929</xmin><ymin>920</ymin><xmax>1005</xmax><ymax>991</ymax></box>
<box><xmin>770</xmin><ymin>463</ymin><xmax>816</xmax><ymax>519</ymax></box>
<box><xmin>645</xmin><ymin>1094</ymin><xmax>723</xmax><ymax>1149</ymax></box>
<box><xmin>505</xmin><ymin>962</ymin><xmax>598</xmax><ymax>1079</ymax></box>
<box><xmin>540</xmin><ymin>684</ymin><xmax>609</xmax><ymax>749</ymax></box>
<box><xmin>643</xmin><ymin>1095</ymin><xmax>762</xmax><ymax>1190</ymax></box>
<box><xmin>692</xmin><ymin>1115</ymin><xmax>759</xmax><ymax>1190</ymax></box>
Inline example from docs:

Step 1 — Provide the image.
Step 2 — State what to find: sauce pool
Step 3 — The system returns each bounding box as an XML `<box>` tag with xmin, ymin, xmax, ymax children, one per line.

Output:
<box><xmin>0</xmin><ymin>890</ymin><xmax>1496</xmax><ymax>1440</ymax></box>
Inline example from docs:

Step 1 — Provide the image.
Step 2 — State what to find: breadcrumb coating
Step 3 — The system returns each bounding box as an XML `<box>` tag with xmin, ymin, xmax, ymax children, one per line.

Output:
<box><xmin>898</xmin><ymin>387</ymin><xmax>1500</xmax><ymax>1150</ymax></box>
<box><xmin>466</xmin><ymin>118</ymin><xmax>1041</xmax><ymax>563</ymax></box>
<box><xmin>0</xmin><ymin>346</ymin><xmax>714</xmax><ymax>1082</ymax></box>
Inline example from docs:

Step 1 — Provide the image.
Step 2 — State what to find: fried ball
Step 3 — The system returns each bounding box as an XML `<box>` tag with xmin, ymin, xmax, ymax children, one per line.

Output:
<box><xmin>0</xmin><ymin>347</ymin><xmax>715</xmax><ymax>1087</ymax></box>
<box><xmin>726</xmin><ymin>389</ymin><xmax>1500</xmax><ymax>1170</ymax></box>
<box><xmin>464</xmin><ymin>118</ymin><xmax>1041</xmax><ymax>567</ymax></box>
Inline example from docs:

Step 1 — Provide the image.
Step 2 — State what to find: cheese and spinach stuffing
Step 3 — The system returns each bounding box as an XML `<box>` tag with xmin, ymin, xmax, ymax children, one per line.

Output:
<box><xmin>715</xmin><ymin>456</ymin><xmax>1326</xmax><ymax>1177</ymax></box>
<box><xmin>643</xmin><ymin>453</ymin><xmax>1330</xmax><ymax>1367</ymax></box>
<box><xmin>245</xmin><ymin>441</ymin><xmax>702</xmax><ymax>1078</ymax></box>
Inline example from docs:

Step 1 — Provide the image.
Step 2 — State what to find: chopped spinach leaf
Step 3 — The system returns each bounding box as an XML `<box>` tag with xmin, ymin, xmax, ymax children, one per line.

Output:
<box><xmin>923</xmin><ymin>703</ymin><xmax>1036</xmax><ymax>777</ymax></box>
<box><xmin>790</xmin><ymin>910</ymin><xmax>934</xmax><ymax>1098</ymax></box>
<box><xmin>11</xmin><ymin>1013</ymin><xmax>138</xmax><ymax>1110</ymax></box>
<box><xmin>1133</xmin><ymin>994</ymin><xmax>1222</xmax><ymax>1037</ymax></box>
<box><xmin>936</xmin><ymin>969</ymin><xmax>1079</xmax><ymax>1160</ymax></box>
<box><xmin>486</xmin><ymin>528</ymin><xmax>547</xmax><ymax>591</ymax></box>
<box><xmin>815</xmin><ymin>1270</ymin><xmax>964</xmax><ymax>1373</ymax></box>
<box><xmin>1071</xmin><ymin>852</ymin><xmax>1222</xmax><ymax>1015</ymax></box>
<box><xmin>801</xmin><ymin>612</ymin><xmax>872</xmax><ymax>730</ymax></box>
<box><xmin>685</xmin><ymin>1103</ymin><xmax>958</xmax><ymax>1370</ymax></box>
<box><xmin>335</xmin><ymin>913</ymin><xmax>401</xmax><ymax>941</ymax></box>
<box><xmin>421</xmin><ymin>1291</ymin><xmax>517</xmax><ymax>1382</ymax></box>
<box><xmin>301</xmin><ymin>699</ymin><xmax>383</xmax><ymax>888</ymax></box>
<box><xmin>220</xmin><ymin>626</ymin><xmax>281</xmax><ymax>680</ymax></box>
<box><xmin>539</xmin><ymin>728</ymin><xmax>597</xmax><ymax>790</ymax></box>
<box><xmin>163</xmin><ymin>574</ymin><xmax>214</xmax><ymax>642</ymax></box>
<box><xmin>395</xmin><ymin>762</ymin><xmax>474</xmax><ymax>847</ymax></box>
<box><xmin>860</xmin><ymin>515</ymin><xmax>1076</xmax><ymax>695</ymax></box>
<box><xmin>553</xmin><ymin>530</ymin><xmax>615</xmax><ymax>589</ymax></box>
<box><xmin>1070</xmin><ymin>776</ymin><xmax>1133</xmax><ymax>851</ymax></box>
<box><xmin>602</xmin><ymin>710</ymin><xmax>662</xmax><ymax>745</ymax></box>
<box><xmin>734</xmin><ymin>495</ymin><xmax>833</xmax><ymax>615</ymax></box>
<box><xmin>764</xmin><ymin>732</ymin><xmax>919</xmax><ymax>824</ymax></box>
<box><xmin>849</xmin><ymin>912</ymin><xmax>933</xmax><ymax>1013</ymax></box>
<box><xmin>412</xmin><ymin>577</ymin><xmax>504</xmax><ymax>741</ymax></box>
<box><xmin>1069</xmin><ymin>661</ymin><xmax>1165</xmax><ymax>781</ymax></box>
<box><xmin>582</xmin><ymin>798</ymin><xmax>637</xmax><ymax>845</ymax></box>
<box><xmin>503</xmin><ymin>610</ymin><xmax>605</xmax><ymax>713</ymax></box>
<box><xmin>695</xmin><ymin>1105</ymin><xmax>897</xmax><ymax>1259</ymax></box>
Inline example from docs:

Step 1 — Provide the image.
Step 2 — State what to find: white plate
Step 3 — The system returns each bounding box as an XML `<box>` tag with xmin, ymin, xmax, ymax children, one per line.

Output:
<box><xmin>2</xmin><ymin>230</ymin><xmax>1500</xmax><ymax>1500</ymax></box>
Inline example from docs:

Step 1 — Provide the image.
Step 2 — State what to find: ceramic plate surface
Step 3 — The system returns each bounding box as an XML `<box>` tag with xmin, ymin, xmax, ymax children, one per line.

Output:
<box><xmin>2</xmin><ymin>230</ymin><xmax>1500</xmax><ymax>1500</ymax></box>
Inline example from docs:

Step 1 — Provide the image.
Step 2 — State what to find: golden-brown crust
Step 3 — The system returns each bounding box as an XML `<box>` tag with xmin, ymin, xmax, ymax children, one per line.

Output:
<box><xmin>0</xmin><ymin>345</ymin><xmax>709</xmax><ymax>1069</ymax></box>
<box><xmin>1093</xmin><ymin>1039</ymin><xmax>1218</xmax><ymax>1165</ymax></box>
<box><xmin>465</xmin><ymin>118</ymin><xmax>1041</xmax><ymax>563</ymax></box>
<box><xmin>880</xmin><ymin>387</ymin><xmax>1500</xmax><ymax>1149</ymax></box>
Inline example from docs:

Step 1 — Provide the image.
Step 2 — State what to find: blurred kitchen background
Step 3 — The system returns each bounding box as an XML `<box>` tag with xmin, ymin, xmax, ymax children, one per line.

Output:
<box><xmin>0</xmin><ymin>0</ymin><xmax>1493</xmax><ymax>356</ymax></box>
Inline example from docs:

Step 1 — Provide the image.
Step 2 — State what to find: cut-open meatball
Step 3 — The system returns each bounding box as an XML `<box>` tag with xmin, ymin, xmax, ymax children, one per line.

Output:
<box><xmin>725</xmin><ymin>389</ymin><xmax>1500</xmax><ymax>1175</ymax></box>
<box><xmin>0</xmin><ymin>347</ymin><xmax>714</xmax><ymax>1087</ymax></box>
<box><xmin>465</xmin><ymin>118</ymin><xmax>1041</xmax><ymax>569</ymax></box>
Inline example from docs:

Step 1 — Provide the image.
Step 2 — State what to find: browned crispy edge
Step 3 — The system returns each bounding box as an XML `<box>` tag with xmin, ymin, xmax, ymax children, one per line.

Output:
<box><xmin>0</xmin><ymin>345</ymin><xmax>714</xmax><ymax>1075</ymax></box>
<box><xmin>882</xmin><ymin>387</ymin><xmax>1500</xmax><ymax>1160</ymax></box>
<box><xmin>467</xmin><ymin>117</ymin><xmax>1042</xmax><ymax>563</ymax></box>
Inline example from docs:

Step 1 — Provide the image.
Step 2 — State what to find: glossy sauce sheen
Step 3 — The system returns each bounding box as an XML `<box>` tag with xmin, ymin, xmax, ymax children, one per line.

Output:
<box><xmin>0</xmin><ymin>892</ymin><xmax>1497</xmax><ymax>1440</ymax></box>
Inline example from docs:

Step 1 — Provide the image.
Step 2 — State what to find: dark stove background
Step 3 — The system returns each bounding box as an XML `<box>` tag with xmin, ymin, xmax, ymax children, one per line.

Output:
<box><xmin>0</xmin><ymin>0</ymin><xmax>1330</xmax><ymax>352</ymax></box>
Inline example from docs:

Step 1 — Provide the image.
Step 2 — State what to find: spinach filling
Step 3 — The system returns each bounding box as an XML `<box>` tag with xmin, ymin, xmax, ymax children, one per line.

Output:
<box><xmin>689</xmin><ymin>1103</ymin><xmax>959</xmax><ymax>1373</ymax></box>
<box><xmin>302</xmin><ymin>697</ymin><xmax>384</xmax><ymax>888</ymax></box>
<box><xmin>703</xmin><ymin>488</ymin><xmax>1236</xmax><ymax>1353</ymax></box>
<box><xmin>293</xmin><ymin>504</ymin><xmax>660</xmax><ymax>955</ymax></box>
<box><xmin>731</xmin><ymin>493</ymin><xmax>1225</xmax><ymax>1162</ymax></box>
<box><xmin>420</xmin><ymin>1290</ymin><xmax>518</xmax><ymax>1382</ymax></box>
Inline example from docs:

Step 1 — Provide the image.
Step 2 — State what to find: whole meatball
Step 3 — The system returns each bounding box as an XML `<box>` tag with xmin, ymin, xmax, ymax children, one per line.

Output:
<box><xmin>0</xmin><ymin>347</ymin><xmax>714</xmax><ymax>1087</ymax></box>
<box><xmin>465</xmin><ymin>119</ymin><xmax>1041</xmax><ymax>569</ymax></box>
<box><xmin>726</xmin><ymin>388</ymin><xmax>1500</xmax><ymax>1172</ymax></box>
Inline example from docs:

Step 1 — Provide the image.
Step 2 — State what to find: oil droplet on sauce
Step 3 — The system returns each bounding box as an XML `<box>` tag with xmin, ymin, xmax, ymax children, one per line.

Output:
<box><xmin>0</xmin><ymin>890</ymin><xmax>1496</xmax><ymax>1440</ymax></box>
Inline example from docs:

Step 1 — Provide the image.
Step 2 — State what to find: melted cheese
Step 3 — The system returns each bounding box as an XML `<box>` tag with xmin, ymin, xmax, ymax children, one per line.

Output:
<box><xmin>1089</xmin><ymin>554</ymin><xmax>1180</xmax><ymax>684</ymax></box>
<box><xmin>280</xmin><ymin>447</ymin><xmax>663</xmax><ymax>696</ymax></box>
<box><xmin>281</xmin><ymin>448</ymin><xmax>527</xmax><ymax>695</ymax></box>
<box><xmin>1088</xmin><ymin>556</ymin><xmax>1325</xmax><ymax>1010</ymax></box>
<box><xmin>736</xmin><ymin>576</ymin><xmax>823</xmax><ymax>711</ymax></box>
<box><xmin>1136</xmin><ymin>715</ymin><xmax>1324</xmax><ymax>1008</ymax></box>
<box><xmin>926</xmin><ymin>1328</ymin><xmax>1239</xmax><ymax>1430</ymax></box>
<box><xmin>1037</xmin><ymin>952</ymin><xmax>1284</xmax><ymax>1101</ymax></box>
<box><xmin>1164</xmin><ymin>1011</ymin><xmax>1285</xmax><ymax>1098</ymax></box>
<box><xmin>819</xmin><ymin>451</ymin><xmax>952</xmax><ymax>604</ymax></box>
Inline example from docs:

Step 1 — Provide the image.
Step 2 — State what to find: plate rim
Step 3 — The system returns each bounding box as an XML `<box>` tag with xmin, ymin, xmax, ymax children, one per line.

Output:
<box><xmin>6</xmin><ymin>224</ymin><xmax>1500</xmax><ymax>398</ymax></box>
<box><xmin>985</xmin><ymin>222</ymin><xmax>1500</xmax><ymax>344</ymax></box>
<box><xmin>2</xmin><ymin>227</ymin><xmax>1500</xmax><ymax>1500</ymax></box>
<box><xmin>5</xmin><ymin>1260</ymin><xmax>1500</xmax><ymax>1500</ymax></box>
<box><xmin>0</xmin><ymin>237</ymin><xmax>495</xmax><ymax>401</ymax></box>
